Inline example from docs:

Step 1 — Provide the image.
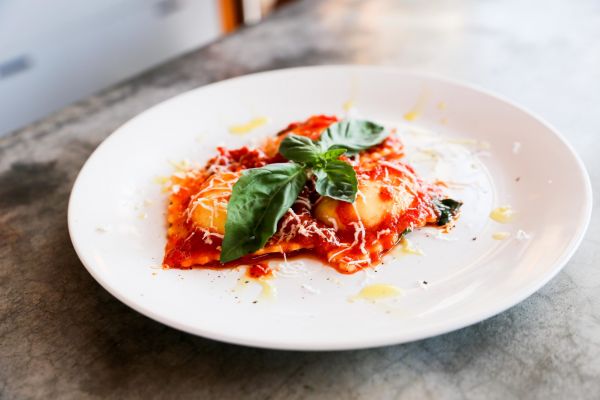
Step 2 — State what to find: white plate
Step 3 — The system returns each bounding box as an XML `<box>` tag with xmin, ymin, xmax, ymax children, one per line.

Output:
<box><xmin>68</xmin><ymin>66</ymin><xmax>592</xmax><ymax>350</ymax></box>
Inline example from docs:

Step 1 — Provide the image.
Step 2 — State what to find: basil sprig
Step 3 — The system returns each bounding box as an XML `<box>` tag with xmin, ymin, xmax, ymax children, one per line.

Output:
<box><xmin>221</xmin><ymin>163</ymin><xmax>307</xmax><ymax>263</ymax></box>
<box><xmin>220</xmin><ymin>119</ymin><xmax>387</xmax><ymax>263</ymax></box>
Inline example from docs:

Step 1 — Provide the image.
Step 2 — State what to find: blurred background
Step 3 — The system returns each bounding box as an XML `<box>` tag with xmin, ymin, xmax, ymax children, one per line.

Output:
<box><xmin>0</xmin><ymin>0</ymin><xmax>290</xmax><ymax>137</ymax></box>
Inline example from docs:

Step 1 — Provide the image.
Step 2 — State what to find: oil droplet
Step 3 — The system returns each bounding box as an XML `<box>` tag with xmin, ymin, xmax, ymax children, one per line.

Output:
<box><xmin>343</xmin><ymin>76</ymin><xmax>359</xmax><ymax>113</ymax></box>
<box><xmin>404</xmin><ymin>88</ymin><xmax>429</xmax><ymax>121</ymax></box>
<box><xmin>343</xmin><ymin>100</ymin><xmax>355</xmax><ymax>112</ymax></box>
<box><xmin>231</xmin><ymin>271</ymin><xmax>277</xmax><ymax>302</ymax></box>
<box><xmin>490</xmin><ymin>206</ymin><xmax>515</xmax><ymax>223</ymax></box>
<box><xmin>404</xmin><ymin>110</ymin><xmax>420</xmax><ymax>121</ymax></box>
<box><xmin>399</xmin><ymin>237</ymin><xmax>424</xmax><ymax>256</ymax></box>
<box><xmin>437</xmin><ymin>101</ymin><xmax>447</xmax><ymax>110</ymax></box>
<box><xmin>153</xmin><ymin>176</ymin><xmax>170</xmax><ymax>185</ymax></box>
<box><xmin>229</xmin><ymin>116</ymin><xmax>269</xmax><ymax>135</ymax></box>
<box><xmin>168</xmin><ymin>159</ymin><xmax>191</xmax><ymax>171</ymax></box>
<box><xmin>256</xmin><ymin>279</ymin><xmax>277</xmax><ymax>301</ymax></box>
<box><xmin>351</xmin><ymin>284</ymin><xmax>402</xmax><ymax>302</ymax></box>
<box><xmin>492</xmin><ymin>231</ymin><xmax>511</xmax><ymax>240</ymax></box>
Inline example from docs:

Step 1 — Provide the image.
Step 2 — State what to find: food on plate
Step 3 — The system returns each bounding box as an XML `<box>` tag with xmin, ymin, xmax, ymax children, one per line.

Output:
<box><xmin>163</xmin><ymin>115</ymin><xmax>461</xmax><ymax>274</ymax></box>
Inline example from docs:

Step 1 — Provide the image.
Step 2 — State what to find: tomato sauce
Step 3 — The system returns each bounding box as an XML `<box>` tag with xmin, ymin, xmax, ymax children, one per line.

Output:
<box><xmin>247</xmin><ymin>262</ymin><xmax>272</xmax><ymax>279</ymax></box>
<box><xmin>163</xmin><ymin>115</ymin><xmax>453</xmax><ymax>274</ymax></box>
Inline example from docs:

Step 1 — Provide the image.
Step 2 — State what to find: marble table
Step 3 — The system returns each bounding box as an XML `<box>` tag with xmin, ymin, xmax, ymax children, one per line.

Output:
<box><xmin>1</xmin><ymin>0</ymin><xmax>598</xmax><ymax>398</ymax></box>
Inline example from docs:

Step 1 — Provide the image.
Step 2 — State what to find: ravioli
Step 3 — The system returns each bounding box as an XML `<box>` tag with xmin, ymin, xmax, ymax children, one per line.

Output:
<box><xmin>314</xmin><ymin>169</ymin><xmax>415</xmax><ymax>229</ymax></box>
<box><xmin>163</xmin><ymin>115</ymin><xmax>459</xmax><ymax>273</ymax></box>
<box><xmin>188</xmin><ymin>171</ymin><xmax>239</xmax><ymax>234</ymax></box>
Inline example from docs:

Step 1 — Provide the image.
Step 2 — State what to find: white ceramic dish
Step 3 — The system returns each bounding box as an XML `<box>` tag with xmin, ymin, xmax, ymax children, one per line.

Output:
<box><xmin>68</xmin><ymin>66</ymin><xmax>592</xmax><ymax>350</ymax></box>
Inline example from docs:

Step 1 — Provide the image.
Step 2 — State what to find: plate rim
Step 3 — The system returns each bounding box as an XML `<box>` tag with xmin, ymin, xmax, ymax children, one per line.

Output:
<box><xmin>68</xmin><ymin>65</ymin><xmax>593</xmax><ymax>350</ymax></box>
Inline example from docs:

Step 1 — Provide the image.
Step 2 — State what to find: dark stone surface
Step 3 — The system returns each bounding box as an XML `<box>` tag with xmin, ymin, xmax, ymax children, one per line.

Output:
<box><xmin>1</xmin><ymin>0</ymin><xmax>599</xmax><ymax>398</ymax></box>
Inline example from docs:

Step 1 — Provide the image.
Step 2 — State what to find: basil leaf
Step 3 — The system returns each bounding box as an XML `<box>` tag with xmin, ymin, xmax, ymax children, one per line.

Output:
<box><xmin>314</xmin><ymin>160</ymin><xmax>358</xmax><ymax>203</ymax></box>
<box><xmin>279</xmin><ymin>134</ymin><xmax>321</xmax><ymax>164</ymax></box>
<box><xmin>435</xmin><ymin>198</ymin><xmax>463</xmax><ymax>226</ymax></box>
<box><xmin>318</xmin><ymin>120</ymin><xmax>387</xmax><ymax>153</ymax></box>
<box><xmin>221</xmin><ymin>119</ymin><xmax>388</xmax><ymax>262</ymax></box>
<box><xmin>221</xmin><ymin>163</ymin><xmax>308</xmax><ymax>263</ymax></box>
<box><xmin>321</xmin><ymin>148</ymin><xmax>347</xmax><ymax>161</ymax></box>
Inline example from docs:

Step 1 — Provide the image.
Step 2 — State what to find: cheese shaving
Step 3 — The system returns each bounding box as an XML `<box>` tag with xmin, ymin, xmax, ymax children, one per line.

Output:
<box><xmin>301</xmin><ymin>284</ymin><xmax>321</xmax><ymax>294</ymax></box>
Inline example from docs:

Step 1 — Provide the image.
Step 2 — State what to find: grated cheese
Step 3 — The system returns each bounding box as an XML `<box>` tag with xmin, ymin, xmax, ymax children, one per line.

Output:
<box><xmin>516</xmin><ymin>230</ymin><xmax>531</xmax><ymax>241</ymax></box>
<box><xmin>350</xmin><ymin>202</ymin><xmax>368</xmax><ymax>255</ymax></box>
<box><xmin>512</xmin><ymin>141</ymin><xmax>522</xmax><ymax>154</ymax></box>
<box><xmin>346</xmin><ymin>259</ymin><xmax>371</xmax><ymax>266</ymax></box>
<box><xmin>301</xmin><ymin>284</ymin><xmax>321</xmax><ymax>294</ymax></box>
<box><xmin>186</xmin><ymin>172</ymin><xmax>236</xmax><ymax>224</ymax></box>
<box><xmin>326</xmin><ymin>217</ymin><xmax>339</xmax><ymax>231</ymax></box>
<box><xmin>376</xmin><ymin>229</ymin><xmax>391</xmax><ymax>239</ymax></box>
<box><xmin>294</xmin><ymin>195</ymin><xmax>311</xmax><ymax>210</ymax></box>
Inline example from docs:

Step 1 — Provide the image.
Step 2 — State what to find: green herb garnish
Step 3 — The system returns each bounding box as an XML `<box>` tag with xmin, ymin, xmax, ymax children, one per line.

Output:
<box><xmin>220</xmin><ymin>163</ymin><xmax>307</xmax><ymax>263</ymax></box>
<box><xmin>435</xmin><ymin>198</ymin><xmax>463</xmax><ymax>226</ymax></box>
<box><xmin>220</xmin><ymin>119</ymin><xmax>387</xmax><ymax>263</ymax></box>
<box><xmin>318</xmin><ymin>120</ymin><xmax>387</xmax><ymax>154</ymax></box>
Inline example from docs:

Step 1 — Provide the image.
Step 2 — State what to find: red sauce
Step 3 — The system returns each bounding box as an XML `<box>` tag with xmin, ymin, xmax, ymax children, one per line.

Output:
<box><xmin>247</xmin><ymin>262</ymin><xmax>272</xmax><ymax>279</ymax></box>
<box><xmin>163</xmin><ymin>114</ymin><xmax>450</xmax><ymax>274</ymax></box>
<box><xmin>379</xmin><ymin>186</ymin><xmax>394</xmax><ymax>201</ymax></box>
<box><xmin>277</xmin><ymin>115</ymin><xmax>338</xmax><ymax>139</ymax></box>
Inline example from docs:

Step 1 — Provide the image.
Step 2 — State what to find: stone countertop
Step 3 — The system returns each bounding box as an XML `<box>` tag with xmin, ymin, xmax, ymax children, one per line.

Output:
<box><xmin>1</xmin><ymin>0</ymin><xmax>599</xmax><ymax>398</ymax></box>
